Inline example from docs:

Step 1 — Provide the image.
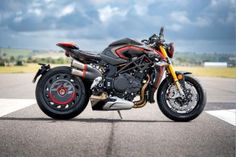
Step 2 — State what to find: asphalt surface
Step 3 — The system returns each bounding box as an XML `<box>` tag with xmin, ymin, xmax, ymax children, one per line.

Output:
<box><xmin>0</xmin><ymin>73</ymin><xmax>235</xmax><ymax>157</ymax></box>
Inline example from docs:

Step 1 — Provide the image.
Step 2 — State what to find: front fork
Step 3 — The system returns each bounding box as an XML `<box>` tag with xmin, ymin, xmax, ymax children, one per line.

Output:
<box><xmin>159</xmin><ymin>46</ymin><xmax>185</xmax><ymax>97</ymax></box>
<box><xmin>167</xmin><ymin>64</ymin><xmax>185</xmax><ymax>97</ymax></box>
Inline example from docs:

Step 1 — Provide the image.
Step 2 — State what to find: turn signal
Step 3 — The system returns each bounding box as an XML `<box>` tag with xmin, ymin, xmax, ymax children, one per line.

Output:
<box><xmin>177</xmin><ymin>74</ymin><xmax>183</xmax><ymax>80</ymax></box>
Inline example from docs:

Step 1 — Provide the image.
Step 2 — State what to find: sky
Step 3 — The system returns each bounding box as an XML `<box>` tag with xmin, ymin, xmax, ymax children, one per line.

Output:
<box><xmin>0</xmin><ymin>0</ymin><xmax>235</xmax><ymax>53</ymax></box>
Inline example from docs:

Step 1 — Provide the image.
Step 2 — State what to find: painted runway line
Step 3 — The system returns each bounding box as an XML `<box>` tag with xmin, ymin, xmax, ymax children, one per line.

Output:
<box><xmin>206</xmin><ymin>109</ymin><xmax>236</xmax><ymax>126</ymax></box>
<box><xmin>0</xmin><ymin>98</ymin><xmax>35</xmax><ymax>117</ymax></box>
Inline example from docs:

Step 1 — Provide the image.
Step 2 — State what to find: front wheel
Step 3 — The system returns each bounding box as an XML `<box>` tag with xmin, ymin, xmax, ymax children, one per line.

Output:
<box><xmin>157</xmin><ymin>75</ymin><xmax>206</xmax><ymax>122</ymax></box>
<box><xmin>36</xmin><ymin>66</ymin><xmax>88</xmax><ymax>119</ymax></box>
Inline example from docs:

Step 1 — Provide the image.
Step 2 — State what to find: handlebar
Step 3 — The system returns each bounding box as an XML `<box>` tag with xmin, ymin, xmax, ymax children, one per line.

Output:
<box><xmin>141</xmin><ymin>27</ymin><xmax>165</xmax><ymax>47</ymax></box>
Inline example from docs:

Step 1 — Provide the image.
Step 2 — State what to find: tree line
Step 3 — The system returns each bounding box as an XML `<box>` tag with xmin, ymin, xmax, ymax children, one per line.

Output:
<box><xmin>0</xmin><ymin>53</ymin><xmax>69</xmax><ymax>66</ymax></box>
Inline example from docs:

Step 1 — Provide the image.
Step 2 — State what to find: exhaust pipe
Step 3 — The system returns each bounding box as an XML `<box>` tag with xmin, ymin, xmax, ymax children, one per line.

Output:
<box><xmin>71</xmin><ymin>60</ymin><xmax>101</xmax><ymax>80</ymax></box>
<box><xmin>133</xmin><ymin>75</ymin><xmax>150</xmax><ymax>108</ymax></box>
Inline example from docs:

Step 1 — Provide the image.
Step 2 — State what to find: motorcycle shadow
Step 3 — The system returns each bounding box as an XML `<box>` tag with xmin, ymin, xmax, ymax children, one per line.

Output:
<box><xmin>0</xmin><ymin>117</ymin><xmax>173</xmax><ymax>123</ymax></box>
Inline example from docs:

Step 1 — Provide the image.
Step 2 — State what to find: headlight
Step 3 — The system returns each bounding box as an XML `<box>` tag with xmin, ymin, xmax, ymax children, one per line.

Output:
<box><xmin>166</xmin><ymin>42</ymin><xmax>174</xmax><ymax>58</ymax></box>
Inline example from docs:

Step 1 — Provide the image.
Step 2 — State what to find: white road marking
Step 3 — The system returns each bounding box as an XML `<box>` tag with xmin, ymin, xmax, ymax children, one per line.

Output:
<box><xmin>0</xmin><ymin>99</ymin><xmax>35</xmax><ymax>117</ymax></box>
<box><xmin>206</xmin><ymin>109</ymin><xmax>236</xmax><ymax>126</ymax></box>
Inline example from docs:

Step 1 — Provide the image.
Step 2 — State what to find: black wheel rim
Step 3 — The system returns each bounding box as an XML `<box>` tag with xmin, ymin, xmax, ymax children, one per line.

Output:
<box><xmin>42</xmin><ymin>73</ymin><xmax>82</xmax><ymax>111</ymax></box>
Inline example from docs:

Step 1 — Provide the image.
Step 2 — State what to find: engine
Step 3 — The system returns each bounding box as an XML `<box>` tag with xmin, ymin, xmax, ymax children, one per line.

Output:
<box><xmin>91</xmin><ymin>73</ymin><xmax>143</xmax><ymax>101</ymax></box>
<box><xmin>112</xmin><ymin>73</ymin><xmax>142</xmax><ymax>100</ymax></box>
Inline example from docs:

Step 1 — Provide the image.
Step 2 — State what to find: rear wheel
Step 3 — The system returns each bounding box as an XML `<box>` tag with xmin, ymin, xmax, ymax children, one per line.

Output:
<box><xmin>157</xmin><ymin>75</ymin><xmax>206</xmax><ymax>122</ymax></box>
<box><xmin>36</xmin><ymin>66</ymin><xmax>88</xmax><ymax>119</ymax></box>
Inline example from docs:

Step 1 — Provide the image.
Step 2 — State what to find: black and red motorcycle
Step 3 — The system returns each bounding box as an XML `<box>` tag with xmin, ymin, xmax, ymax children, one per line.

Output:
<box><xmin>33</xmin><ymin>27</ymin><xmax>206</xmax><ymax>121</ymax></box>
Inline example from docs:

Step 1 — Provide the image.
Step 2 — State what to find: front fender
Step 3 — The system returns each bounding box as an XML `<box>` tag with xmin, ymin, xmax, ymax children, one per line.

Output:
<box><xmin>175</xmin><ymin>71</ymin><xmax>192</xmax><ymax>75</ymax></box>
<box><xmin>175</xmin><ymin>71</ymin><xmax>192</xmax><ymax>83</ymax></box>
<box><xmin>157</xmin><ymin>70</ymin><xmax>192</xmax><ymax>93</ymax></box>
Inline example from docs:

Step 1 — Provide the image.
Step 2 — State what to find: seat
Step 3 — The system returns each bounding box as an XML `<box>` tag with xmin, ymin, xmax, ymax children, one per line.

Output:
<box><xmin>71</xmin><ymin>49</ymin><xmax>101</xmax><ymax>63</ymax></box>
<box><xmin>109</xmin><ymin>38</ymin><xmax>142</xmax><ymax>47</ymax></box>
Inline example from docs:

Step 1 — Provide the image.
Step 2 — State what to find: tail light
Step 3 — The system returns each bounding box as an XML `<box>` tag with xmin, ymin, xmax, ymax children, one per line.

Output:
<box><xmin>166</xmin><ymin>42</ymin><xmax>174</xmax><ymax>58</ymax></box>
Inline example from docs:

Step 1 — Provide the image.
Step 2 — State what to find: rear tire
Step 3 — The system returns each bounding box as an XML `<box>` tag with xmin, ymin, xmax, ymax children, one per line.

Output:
<box><xmin>157</xmin><ymin>75</ymin><xmax>206</xmax><ymax>122</ymax></box>
<box><xmin>36</xmin><ymin>66</ymin><xmax>88</xmax><ymax>119</ymax></box>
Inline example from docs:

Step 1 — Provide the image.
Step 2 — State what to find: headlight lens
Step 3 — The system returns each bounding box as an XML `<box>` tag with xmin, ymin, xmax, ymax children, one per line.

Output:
<box><xmin>166</xmin><ymin>42</ymin><xmax>174</xmax><ymax>58</ymax></box>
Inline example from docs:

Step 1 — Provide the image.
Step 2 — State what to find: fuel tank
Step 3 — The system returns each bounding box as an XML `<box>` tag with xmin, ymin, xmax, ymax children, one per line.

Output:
<box><xmin>100</xmin><ymin>38</ymin><xmax>148</xmax><ymax>65</ymax></box>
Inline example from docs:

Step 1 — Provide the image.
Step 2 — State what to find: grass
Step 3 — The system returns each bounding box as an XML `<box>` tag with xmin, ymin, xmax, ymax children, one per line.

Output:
<box><xmin>0</xmin><ymin>64</ymin><xmax>39</xmax><ymax>73</ymax></box>
<box><xmin>0</xmin><ymin>64</ymin><xmax>235</xmax><ymax>78</ymax></box>
<box><xmin>175</xmin><ymin>66</ymin><xmax>236</xmax><ymax>78</ymax></box>
<box><xmin>0</xmin><ymin>64</ymin><xmax>69</xmax><ymax>73</ymax></box>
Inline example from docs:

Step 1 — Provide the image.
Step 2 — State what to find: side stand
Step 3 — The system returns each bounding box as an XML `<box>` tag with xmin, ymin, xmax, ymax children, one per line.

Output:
<box><xmin>117</xmin><ymin>110</ymin><xmax>123</xmax><ymax>119</ymax></box>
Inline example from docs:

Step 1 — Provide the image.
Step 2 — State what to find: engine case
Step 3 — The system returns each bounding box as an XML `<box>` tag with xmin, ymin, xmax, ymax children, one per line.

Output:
<box><xmin>113</xmin><ymin>74</ymin><xmax>140</xmax><ymax>94</ymax></box>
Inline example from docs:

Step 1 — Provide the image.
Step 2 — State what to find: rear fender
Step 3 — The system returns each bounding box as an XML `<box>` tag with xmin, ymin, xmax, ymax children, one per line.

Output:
<box><xmin>32</xmin><ymin>63</ymin><xmax>50</xmax><ymax>83</ymax></box>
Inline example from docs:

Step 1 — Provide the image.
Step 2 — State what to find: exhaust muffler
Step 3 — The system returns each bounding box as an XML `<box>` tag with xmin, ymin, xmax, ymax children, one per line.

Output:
<box><xmin>71</xmin><ymin>60</ymin><xmax>101</xmax><ymax>80</ymax></box>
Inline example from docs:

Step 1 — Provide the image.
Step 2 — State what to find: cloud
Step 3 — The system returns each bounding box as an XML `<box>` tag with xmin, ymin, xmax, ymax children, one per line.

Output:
<box><xmin>169</xmin><ymin>11</ymin><xmax>211</xmax><ymax>29</ymax></box>
<box><xmin>170</xmin><ymin>11</ymin><xmax>191</xmax><ymax>25</ymax></box>
<box><xmin>98</xmin><ymin>5</ymin><xmax>127</xmax><ymax>23</ymax></box>
<box><xmin>134</xmin><ymin>0</ymin><xmax>154</xmax><ymax>16</ymax></box>
<box><xmin>28</xmin><ymin>8</ymin><xmax>42</xmax><ymax>16</ymax></box>
<box><xmin>194</xmin><ymin>17</ymin><xmax>210</xmax><ymax>27</ymax></box>
<box><xmin>0</xmin><ymin>0</ymin><xmax>235</xmax><ymax>53</ymax></box>
<box><xmin>13</xmin><ymin>16</ymin><xmax>23</xmax><ymax>23</ymax></box>
<box><xmin>57</xmin><ymin>4</ymin><xmax>75</xmax><ymax>18</ymax></box>
<box><xmin>89</xmin><ymin>0</ymin><xmax>111</xmax><ymax>5</ymax></box>
<box><xmin>44</xmin><ymin>0</ymin><xmax>55</xmax><ymax>3</ymax></box>
<box><xmin>168</xmin><ymin>24</ymin><xmax>183</xmax><ymax>32</ymax></box>
<box><xmin>210</xmin><ymin>0</ymin><xmax>236</xmax><ymax>9</ymax></box>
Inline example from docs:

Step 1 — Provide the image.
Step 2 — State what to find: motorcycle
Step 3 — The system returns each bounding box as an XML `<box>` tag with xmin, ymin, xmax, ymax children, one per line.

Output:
<box><xmin>33</xmin><ymin>27</ymin><xmax>206</xmax><ymax>121</ymax></box>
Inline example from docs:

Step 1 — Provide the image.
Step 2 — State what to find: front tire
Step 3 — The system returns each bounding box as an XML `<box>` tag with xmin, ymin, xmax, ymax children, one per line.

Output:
<box><xmin>36</xmin><ymin>66</ymin><xmax>88</xmax><ymax>119</ymax></box>
<box><xmin>157</xmin><ymin>75</ymin><xmax>206</xmax><ymax>122</ymax></box>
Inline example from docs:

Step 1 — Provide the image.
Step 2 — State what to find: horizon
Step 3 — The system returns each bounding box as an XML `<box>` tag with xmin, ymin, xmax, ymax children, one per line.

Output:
<box><xmin>0</xmin><ymin>0</ymin><xmax>235</xmax><ymax>53</ymax></box>
<box><xmin>1</xmin><ymin>46</ymin><xmax>235</xmax><ymax>55</ymax></box>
